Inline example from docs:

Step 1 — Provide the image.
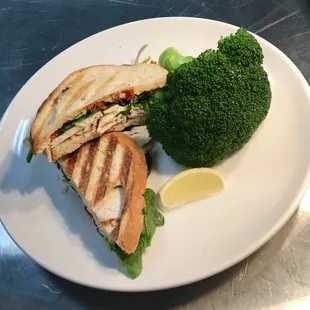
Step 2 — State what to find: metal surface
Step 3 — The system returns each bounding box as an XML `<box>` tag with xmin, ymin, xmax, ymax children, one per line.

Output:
<box><xmin>1</xmin><ymin>0</ymin><xmax>310</xmax><ymax>309</ymax></box>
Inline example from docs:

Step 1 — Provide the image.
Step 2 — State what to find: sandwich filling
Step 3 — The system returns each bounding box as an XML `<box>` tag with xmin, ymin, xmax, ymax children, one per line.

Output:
<box><xmin>50</xmin><ymin>91</ymin><xmax>153</xmax><ymax>142</ymax></box>
<box><xmin>45</xmin><ymin>91</ymin><xmax>158</xmax><ymax>162</ymax></box>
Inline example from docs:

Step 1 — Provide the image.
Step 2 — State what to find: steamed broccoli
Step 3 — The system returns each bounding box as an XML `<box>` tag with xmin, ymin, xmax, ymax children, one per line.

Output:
<box><xmin>147</xmin><ymin>28</ymin><xmax>272</xmax><ymax>167</ymax></box>
<box><xmin>158</xmin><ymin>47</ymin><xmax>194</xmax><ymax>72</ymax></box>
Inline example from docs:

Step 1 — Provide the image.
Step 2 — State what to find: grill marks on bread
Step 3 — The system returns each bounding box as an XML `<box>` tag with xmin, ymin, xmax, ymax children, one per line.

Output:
<box><xmin>60</xmin><ymin>132</ymin><xmax>147</xmax><ymax>254</ymax></box>
<box><xmin>30</xmin><ymin>63</ymin><xmax>168</xmax><ymax>157</ymax></box>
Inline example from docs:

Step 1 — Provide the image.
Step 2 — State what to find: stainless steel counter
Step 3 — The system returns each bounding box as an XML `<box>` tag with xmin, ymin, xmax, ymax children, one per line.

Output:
<box><xmin>1</xmin><ymin>0</ymin><xmax>310</xmax><ymax>309</ymax></box>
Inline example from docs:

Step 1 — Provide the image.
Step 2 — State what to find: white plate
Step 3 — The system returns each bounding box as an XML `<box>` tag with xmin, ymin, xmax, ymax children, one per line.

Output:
<box><xmin>1</xmin><ymin>17</ymin><xmax>310</xmax><ymax>292</ymax></box>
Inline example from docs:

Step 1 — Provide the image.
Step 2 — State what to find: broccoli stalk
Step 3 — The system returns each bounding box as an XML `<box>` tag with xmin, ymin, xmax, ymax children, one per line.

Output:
<box><xmin>158</xmin><ymin>47</ymin><xmax>194</xmax><ymax>72</ymax></box>
<box><xmin>148</xmin><ymin>28</ymin><xmax>272</xmax><ymax>167</ymax></box>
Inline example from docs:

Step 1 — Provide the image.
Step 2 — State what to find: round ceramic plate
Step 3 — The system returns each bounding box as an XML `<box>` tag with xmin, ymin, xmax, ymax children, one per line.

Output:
<box><xmin>1</xmin><ymin>17</ymin><xmax>310</xmax><ymax>292</ymax></box>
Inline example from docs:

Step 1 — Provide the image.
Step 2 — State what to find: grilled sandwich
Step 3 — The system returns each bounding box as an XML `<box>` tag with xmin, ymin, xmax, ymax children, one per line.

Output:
<box><xmin>59</xmin><ymin>131</ymin><xmax>146</xmax><ymax>253</ymax></box>
<box><xmin>29</xmin><ymin>63</ymin><xmax>168</xmax><ymax>162</ymax></box>
<box><xmin>59</xmin><ymin>130</ymin><xmax>156</xmax><ymax>250</ymax></box>
<box><xmin>58</xmin><ymin>131</ymin><xmax>164</xmax><ymax>279</ymax></box>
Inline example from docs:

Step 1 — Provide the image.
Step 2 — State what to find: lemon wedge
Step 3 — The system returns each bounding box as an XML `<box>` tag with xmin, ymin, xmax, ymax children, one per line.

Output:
<box><xmin>158</xmin><ymin>168</ymin><xmax>225</xmax><ymax>211</ymax></box>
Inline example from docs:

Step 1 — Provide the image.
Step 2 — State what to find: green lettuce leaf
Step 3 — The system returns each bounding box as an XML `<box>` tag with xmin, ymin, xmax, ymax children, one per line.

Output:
<box><xmin>114</xmin><ymin>239</ymin><xmax>144</xmax><ymax>279</ymax></box>
<box><xmin>58</xmin><ymin>107</ymin><xmax>102</xmax><ymax>135</ymax></box>
<box><xmin>115</xmin><ymin>92</ymin><xmax>155</xmax><ymax>117</ymax></box>
<box><xmin>103</xmin><ymin>188</ymin><xmax>164</xmax><ymax>279</ymax></box>
<box><xmin>26</xmin><ymin>149</ymin><xmax>33</xmax><ymax>163</ymax></box>
<box><xmin>141</xmin><ymin>188</ymin><xmax>164</xmax><ymax>247</ymax></box>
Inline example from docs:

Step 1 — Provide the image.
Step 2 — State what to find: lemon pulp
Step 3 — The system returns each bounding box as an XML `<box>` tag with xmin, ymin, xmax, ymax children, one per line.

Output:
<box><xmin>158</xmin><ymin>168</ymin><xmax>224</xmax><ymax>210</ymax></box>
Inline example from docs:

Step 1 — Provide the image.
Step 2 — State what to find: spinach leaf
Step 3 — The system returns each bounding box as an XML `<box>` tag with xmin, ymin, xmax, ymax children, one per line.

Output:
<box><xmin>141</xmin><ymin>188</ymin><xmax>165</xmax><ymax>247</ymax></box>
<box><xmin>103</xmin><ymin>236</ymin><xmax>115</xmax><ymax>253</ymax></box>
<box><xmin>58</xmin><ymin>123</ymin><xmax>75</xmax><ymax>135</ymax></box>
<box><xmin>57</xmin><ymin>108</ymin><xmax>102</xmax><ymax>135</ymax></box>
<box><xmin>134</xmin><ymin>89</ymin><xmax>165</xmax><ymax>112</ymax></box>
<box><xmin>141</xmin><ymin>56</ymin><xmax>151</xmax><ymax>63</ymax></box>
<box><xmin>114</xmin><ymin>239</ymin><xmax>144</xmax><ymax>279</ymax></box>
<box><xmin>26</xmin><ymin>149</ymin><xmax>33</xmax><ymax>163</ymax></box>
<box><xmin>115</xmin><ymin>92</ymin><xmax>153</xmax><ymax>117</ymax></box>
<box><xmin>115</xmin><ymin>103</ymin><xmax>132</xmax><ymax>117</ymax></box>
<box><xmin>102</xmin><ymin>188</ymin><xmax>164</xmax><ymax>279</ymax></box>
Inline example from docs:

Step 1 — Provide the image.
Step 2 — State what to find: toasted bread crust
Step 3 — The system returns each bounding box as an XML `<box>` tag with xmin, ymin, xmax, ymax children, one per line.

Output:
<box><xmin>30</xmin><ymin>66</ymin><xmax>88</xmax><ymax>153</ymax></box>
<box><xmin>30</xmin><ymin>64</ymin><xmax>168</xmax><ymax>156</ymax></box>
<box><xmin>112</xmin><ymin>132</ymin><xmax>147</xmax><ymax>254</ymax></box>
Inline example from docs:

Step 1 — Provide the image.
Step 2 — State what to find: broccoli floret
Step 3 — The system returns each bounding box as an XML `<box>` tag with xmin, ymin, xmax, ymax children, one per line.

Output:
<box><xmin>147</xmin><ymin>28</ymin><xmax>272</xmax><ymax>167</ymax></box>
<box><xmin>218</xmin><ymin>28</ymin><xmax>263</xmax><ymax>66</ymax></box>
<box><xmin>158</xmin><ymin>47</ymin><xmax>194</xmax><ymax>72</ymax></box>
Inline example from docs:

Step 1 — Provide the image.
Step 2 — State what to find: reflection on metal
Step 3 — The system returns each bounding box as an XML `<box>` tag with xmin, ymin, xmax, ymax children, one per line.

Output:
<box><xmin>2</xmin><ymin>207</ymin><xmax>310</xmax><ymax>308</ymax></box>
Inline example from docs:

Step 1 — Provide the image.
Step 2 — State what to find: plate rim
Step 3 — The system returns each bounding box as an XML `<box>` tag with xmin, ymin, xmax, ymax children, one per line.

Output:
<box><xmin>1</xmin><ymin>16</ymin><xmax>310</xmax><ymax>292</ymax></box>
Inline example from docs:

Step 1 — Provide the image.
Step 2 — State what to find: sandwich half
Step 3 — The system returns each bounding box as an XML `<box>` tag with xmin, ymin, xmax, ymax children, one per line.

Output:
<box><xmin>58</xmin><ymin>131</ymin><xmax>164</xmax><ymax>278</ymax></box>
<box><xmin>29</xmin><ymin>63</ymin><xmax>168</xmax><ymax>162</ymax></box>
